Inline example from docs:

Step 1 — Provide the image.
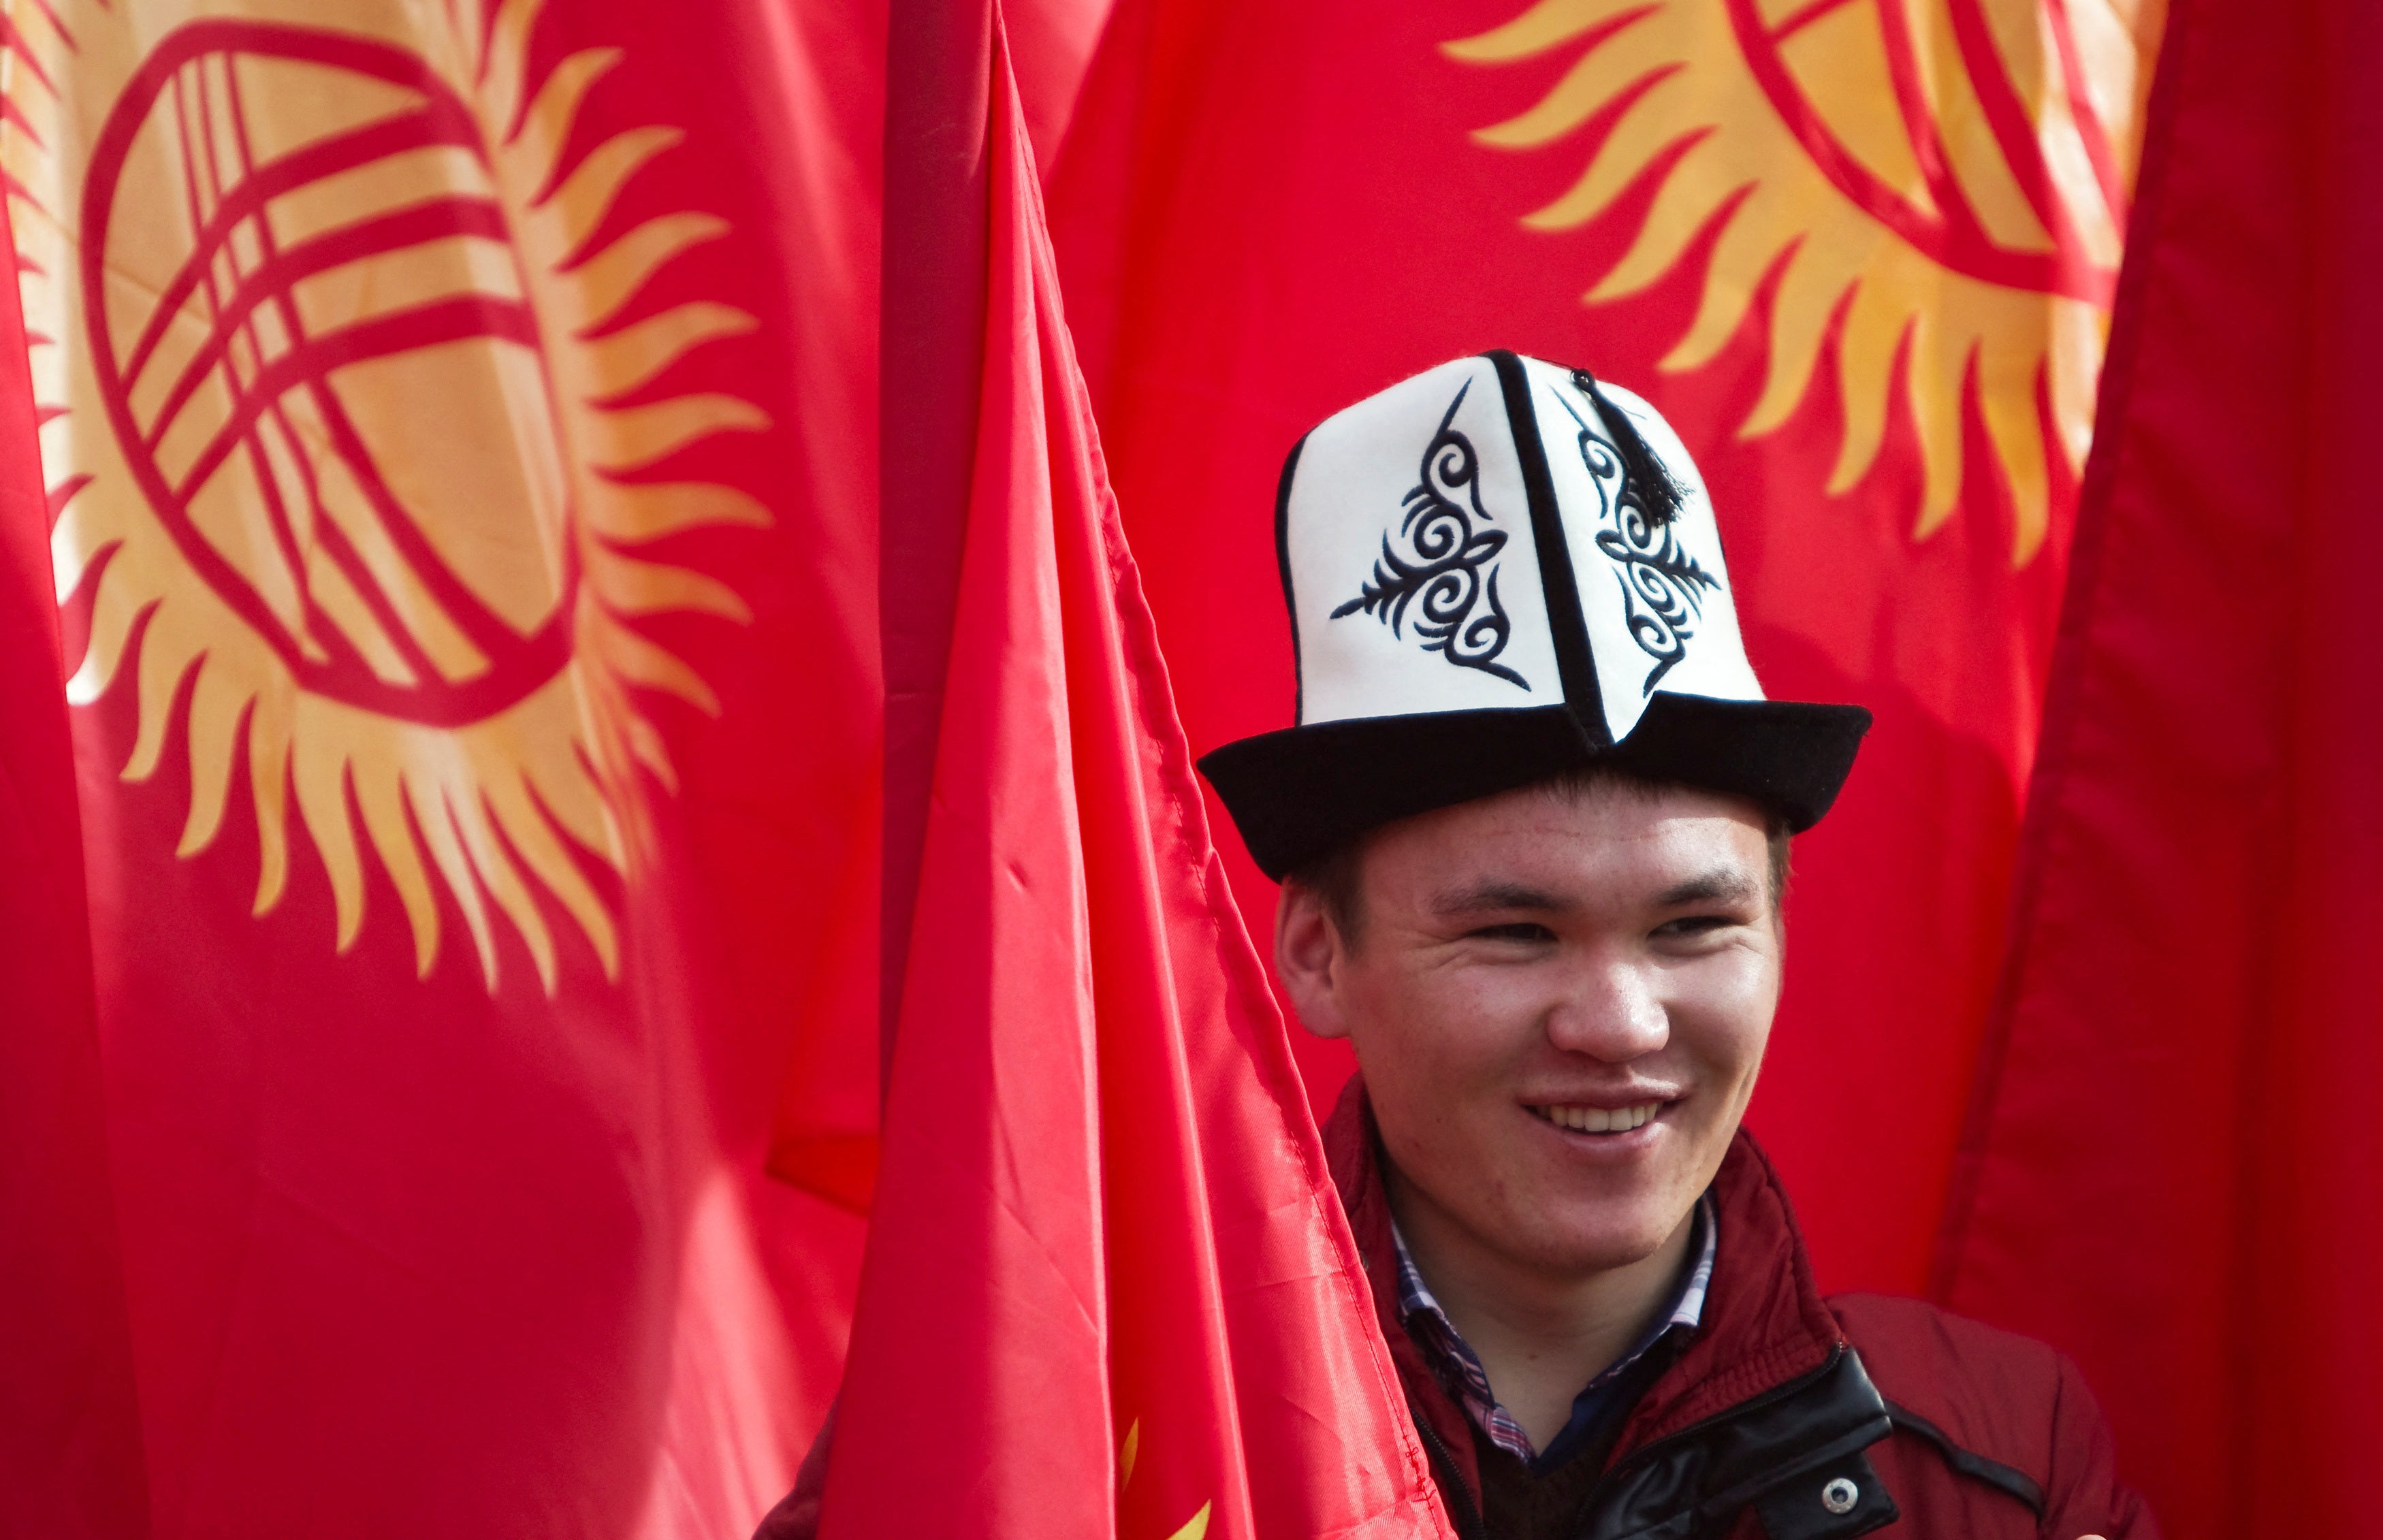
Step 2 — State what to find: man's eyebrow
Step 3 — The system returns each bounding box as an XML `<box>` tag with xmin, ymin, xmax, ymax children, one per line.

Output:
<box><xmin>1654</xmin><ymin>868</ymin><xmax>1763</xmax><ymax>908</ymax></box>
<box><xmin>1429</xmin><ymin>880</ymin><xmax>1566</xmax><ymax>916</ymax></box>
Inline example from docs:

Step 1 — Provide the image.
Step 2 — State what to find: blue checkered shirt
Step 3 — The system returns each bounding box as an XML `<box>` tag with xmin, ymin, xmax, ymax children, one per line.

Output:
<box><xmin>1391</xmin><ymin>1193</ymin><xmax>1717</xmax><ymax>1472</ymax></box>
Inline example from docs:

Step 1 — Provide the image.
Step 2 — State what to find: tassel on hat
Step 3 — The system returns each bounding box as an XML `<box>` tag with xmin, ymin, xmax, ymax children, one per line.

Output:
<box><xmin>1571</xmin><ymin>366</ymin><xmax>1686</xmax><ymax>526</ymax></box>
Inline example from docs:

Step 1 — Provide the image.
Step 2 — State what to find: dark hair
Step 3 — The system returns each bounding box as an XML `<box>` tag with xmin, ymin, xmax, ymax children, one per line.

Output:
<box><xmin>1283</xmin><ymin>767</ymin><xmax>1793</xmax><ymax>948</ymax></box>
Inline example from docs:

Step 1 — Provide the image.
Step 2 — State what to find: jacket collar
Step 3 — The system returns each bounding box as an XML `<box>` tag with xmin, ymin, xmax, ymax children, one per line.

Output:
<box><xmin>1322</xmin><ymin>1074</ymin><xmax>1853</xmax><ymax>1485</ymax></box>
<box><xmin>1325</xmin><ymin>1074</ymin><xmax>1488</xmax><ymax>1497</ymax></box>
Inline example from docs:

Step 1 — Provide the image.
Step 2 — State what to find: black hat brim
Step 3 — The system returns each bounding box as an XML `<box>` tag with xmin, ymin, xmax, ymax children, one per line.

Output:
<box><xmin>1195</xmin><ymin>694</ymin><xmax>1872</xmax><ymax>880</ymax></box>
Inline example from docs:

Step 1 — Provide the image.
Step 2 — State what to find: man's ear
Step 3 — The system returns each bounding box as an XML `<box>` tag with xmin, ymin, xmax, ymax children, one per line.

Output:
<box><xmin>1274</xmin><ymin>882</ymin><xmax>1353</xmax><ymax>1040</ymax></box>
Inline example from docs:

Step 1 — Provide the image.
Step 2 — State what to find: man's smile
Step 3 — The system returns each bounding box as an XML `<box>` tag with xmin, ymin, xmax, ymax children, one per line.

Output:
<box><xmin>1525</xmin><ymin>1100</ymin><xmax>1672</xmax><ymax>1134</ymax></box>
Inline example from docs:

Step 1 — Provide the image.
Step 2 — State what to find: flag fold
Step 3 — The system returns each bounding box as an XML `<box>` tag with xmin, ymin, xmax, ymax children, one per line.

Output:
<box><xmin>1936</xmin><ymin>0</ymin><xmax>2383</xmax><ymax>1533</ymax></box>
<box><xmin>818</xmin><ymin>20</ymin><xmax>1451</xmax><ymax>1538</ymax></box>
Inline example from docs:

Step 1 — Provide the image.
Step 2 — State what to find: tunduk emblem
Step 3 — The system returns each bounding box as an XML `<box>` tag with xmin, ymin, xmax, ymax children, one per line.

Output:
<box><xmin>1447</xmin><ymin>0</ymin><xmax>2166</xmax><ymax>564</ymax></box>
<box><xmin>10</xmin><ymin>0</ymin><xmax>770</xmax><ymax>991</ymax></box>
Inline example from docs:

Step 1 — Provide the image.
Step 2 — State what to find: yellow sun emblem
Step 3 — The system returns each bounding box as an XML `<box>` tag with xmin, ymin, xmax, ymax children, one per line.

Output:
<box><xmin>0</xmin><ymin>0</ymin><xmax>765</xmax><ymax>991</ymax></box>
<box><xmin>1448</xmin><ymin>0</ymin><xmax>2166</xmax><ymax>563</ymax></box>
<box><xmin>1117</xmin><ymin>1417</ymin><xmax>1213</xmax><ymax>1540</ymax></box>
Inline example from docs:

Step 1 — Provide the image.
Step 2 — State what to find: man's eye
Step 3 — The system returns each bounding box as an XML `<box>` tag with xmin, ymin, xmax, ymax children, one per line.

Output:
<box><xmin>1654</xmin><ymin>914</ymin><xmax>1736</xmax><ymax>939</ymax></box>
<box><xmin>1468</xmin><ymin>922</ymin><xmax>1556</xmax><ymax>944</ymax></box>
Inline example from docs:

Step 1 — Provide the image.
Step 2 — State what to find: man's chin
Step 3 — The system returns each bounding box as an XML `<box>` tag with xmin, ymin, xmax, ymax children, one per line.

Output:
<box><xmin>1523</xmin><ymin>1219</ymin><xmax>1684</xmax><ymax>1278</ymax></box>
<box><xmin>1501</xmin><ymin>1170</ymin><xmax>1705</xmax><ymax>1277</ymax></box>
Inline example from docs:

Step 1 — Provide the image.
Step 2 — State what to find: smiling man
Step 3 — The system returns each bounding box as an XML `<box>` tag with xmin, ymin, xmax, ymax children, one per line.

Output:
<box><xmin>1197</xmin><ymin>353</ymin><xmax>2156</xmax><ymax>1540</ymax></box>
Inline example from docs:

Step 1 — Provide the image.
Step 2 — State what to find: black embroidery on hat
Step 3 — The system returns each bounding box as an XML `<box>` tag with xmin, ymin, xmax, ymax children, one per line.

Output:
<box><xmin>1556</xmin><ymin>389</ymin><xmax>1718</xmax><ymax>695</ymax></box>
<box><xmin>1331</xmin><ymin>379</ymin><xmax>1529</xmax><ymax>690</ymax></box>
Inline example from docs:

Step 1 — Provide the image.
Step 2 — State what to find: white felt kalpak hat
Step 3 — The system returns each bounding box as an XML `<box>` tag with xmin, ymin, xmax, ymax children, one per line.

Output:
<box><xmin>1198</xmin><ymin>351</ymin><xmax>1870</xmax><ymax>880</ymax></box>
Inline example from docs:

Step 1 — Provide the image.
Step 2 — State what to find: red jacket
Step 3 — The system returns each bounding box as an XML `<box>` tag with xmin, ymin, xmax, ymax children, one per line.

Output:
<box><xmin>1322</xmin><ymin>1079</ymin><xmax>2160</xmax><ymax>1540</ymax></box>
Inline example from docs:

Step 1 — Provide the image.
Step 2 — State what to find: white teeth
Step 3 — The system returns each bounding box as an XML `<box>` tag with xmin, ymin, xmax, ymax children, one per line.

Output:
<box><xmin>1535</xmin><ymin>1102</ymin><xmax>1661</xmax><ymax>1134</ymax></box>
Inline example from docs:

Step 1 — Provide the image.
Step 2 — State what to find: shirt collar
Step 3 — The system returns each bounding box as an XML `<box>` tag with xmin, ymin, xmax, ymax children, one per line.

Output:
<box><xmin>1390</xmin><ymin>1191</ymin><xmax>1718</xmax><ymax>1466</ymax></box>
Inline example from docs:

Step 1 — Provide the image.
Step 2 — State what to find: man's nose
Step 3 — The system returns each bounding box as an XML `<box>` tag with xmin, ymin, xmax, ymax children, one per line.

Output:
<box><xmin>1541</xmin><ymin>955</ymin><xmax>1669</xmax><ymax>1061</ymax></box>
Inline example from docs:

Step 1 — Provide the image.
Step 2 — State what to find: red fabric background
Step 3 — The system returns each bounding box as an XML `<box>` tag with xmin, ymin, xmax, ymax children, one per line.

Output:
<box><xmin>15</xmin><ymin>2</ymin><xmax>886</xmax><ymax>1530</ymax></box>
<box><xmin>1936</xmin><ymin>0</ymin><xmax>2383</xmax><ymax>1530</ymax></box>
<box><xmin>0</xmin><ymin>201</ymin><xmax>149</xmax><ymax>1540</ymax></box>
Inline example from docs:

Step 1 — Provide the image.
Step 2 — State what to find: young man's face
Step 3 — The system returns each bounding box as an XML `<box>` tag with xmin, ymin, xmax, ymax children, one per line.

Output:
<box><xmin>1276</xmin><ymin>778</ymin><xmax>1782</xmax><ymax>1281</ymax></box>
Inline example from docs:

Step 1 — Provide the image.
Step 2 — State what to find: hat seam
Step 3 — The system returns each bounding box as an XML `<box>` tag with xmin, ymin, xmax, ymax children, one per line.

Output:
<box><xmin>1486</xmin><ymin>349</ymin><xmax>1607</xmax><ymax>746</ymax></box>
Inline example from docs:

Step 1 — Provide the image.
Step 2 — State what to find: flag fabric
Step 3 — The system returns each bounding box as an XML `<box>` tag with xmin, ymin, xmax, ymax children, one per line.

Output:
<box><xmin>817</xmin><ymin>17</ymin><xmax>1450</xmax><ymax>1537</ymax></box>
<box><xmin>0</xmin><ymin>0</ymin><xmax>886</xmax><ymax>1530</ymax></box>
<box><xmin>0</xmin><ymin>201</ymin><xmax>149</xmax><ymax>1540</ymax></box>
<box><xmin>1934</xmin><ymin>0</ymin><xmax>2382</xmax><ymax>1532</ymax></box>
<box><xmin>1044</xmin><ymin>0</ymin><xmax>2166</xmax><ymax>1296</ymax></box>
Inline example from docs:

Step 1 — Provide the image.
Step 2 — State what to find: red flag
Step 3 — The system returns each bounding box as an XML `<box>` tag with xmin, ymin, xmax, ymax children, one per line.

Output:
<box><xmin>1046</xmin><ymin>0</ymin><xmax>2164</xmax><ymax>1295</ymax></box>
<box><xmin>0</xmin><ymin>204</ymin><xmax>148</xmax><ymax>1537</ymax></box>
<box><xmin>3</xmin><ymin>0</ymin><xmax>882</xmax><ymax>1529</ymax></box>
<box><xmin>1935</xmin><ymin>0</ymin><xmax>2382</xmax><ymax>1533</ymax></box>
<box><xmin>818</xmin><ymin>19</ymin><xmax>1449</xmax><ymax>1536</ymax></box>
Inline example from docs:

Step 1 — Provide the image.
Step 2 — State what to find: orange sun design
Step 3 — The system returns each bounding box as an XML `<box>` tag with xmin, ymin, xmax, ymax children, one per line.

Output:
<box><xmin>1448</xmin><ymin>0</ymin><xmax>2166</xmax><ymax>563</ymax></box>
<box><xmin>1116</xmin><ymin>1417</ymin><xmax>1213</xmax><ymax>1540</ymax></box>
<box><xmin>0</xmin><ymin>0</ymin><xmax>765</xmax><ymax>991</ymax></box>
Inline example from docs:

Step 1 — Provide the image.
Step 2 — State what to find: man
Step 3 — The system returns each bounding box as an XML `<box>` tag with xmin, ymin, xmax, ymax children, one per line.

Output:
<box><xmin>1194</xmin><ymin>353</ymin><xmax>2155</xmax><ymax>1539</ymax></box>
